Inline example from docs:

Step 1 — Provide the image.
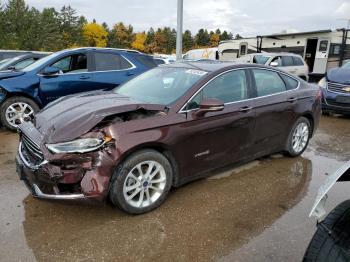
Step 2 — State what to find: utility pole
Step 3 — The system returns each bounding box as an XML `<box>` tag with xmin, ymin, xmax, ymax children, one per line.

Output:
<box><xmin>176</xmin><ymin>0</ymin><xmax>184</xmax><ymax>61</ymax></box>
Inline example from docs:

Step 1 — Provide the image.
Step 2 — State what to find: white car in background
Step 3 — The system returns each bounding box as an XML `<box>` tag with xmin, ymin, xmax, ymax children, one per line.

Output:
<box><xmin>237</xmin><ymin>53</ymin><xmax>309</xmax><ymax>81</ymax></box>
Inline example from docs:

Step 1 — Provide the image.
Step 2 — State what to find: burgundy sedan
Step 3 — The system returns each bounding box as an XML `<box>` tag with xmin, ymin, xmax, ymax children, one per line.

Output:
<box><xmin>16</xmin><ymin>62</ymin><xmax>321</xmax><ymax>214</ymax></box>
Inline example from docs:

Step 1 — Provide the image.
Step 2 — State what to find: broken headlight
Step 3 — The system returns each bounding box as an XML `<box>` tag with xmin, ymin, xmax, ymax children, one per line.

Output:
<box><xmin>46</xmin><ymin>137</ymin><xmax>111</xmax><ymax>154</ymax></box>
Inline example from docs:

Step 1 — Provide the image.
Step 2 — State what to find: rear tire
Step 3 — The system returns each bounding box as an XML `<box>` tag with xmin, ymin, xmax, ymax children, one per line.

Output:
<box><xmin>303</xmin><ymin>200</ymin><xmax>350</xmax><ymax>262</ymax></box>
<box><xmin>285</xmin><ymin>117</ymin><xmax>311</xmax><ymax>157</ymax></box>
<box><xmin>0</xmin><ymin>96</ymin><xmax>39</xmax><ymax>131</ymax></box>
<box><xmin>109</xmin><ymin>149</ymin><xmax>173</xmax><ymax>215</ymax></box>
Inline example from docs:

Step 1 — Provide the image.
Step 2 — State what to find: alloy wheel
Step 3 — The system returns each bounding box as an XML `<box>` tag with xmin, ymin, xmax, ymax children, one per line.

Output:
<box><xmin>292</xmin><ymin>122</ymin><xmax>309</xmax><ymax>154</ymax></box>
<box><xmin>123</xmin><ymin>161</ymin><xmax>167</xmax><ymax>208</ymax></box>
<box><xmin>5</xmin><ymin>102</ymin><xmax>35</xmax><ymax>128</ymax></box>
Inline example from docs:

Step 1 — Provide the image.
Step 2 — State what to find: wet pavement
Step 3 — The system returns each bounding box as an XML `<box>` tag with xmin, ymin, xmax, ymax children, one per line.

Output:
<box><xmin>0</xmin><ymin>115</ymin><xmax>349</xmax><ymax>262</ymax></box>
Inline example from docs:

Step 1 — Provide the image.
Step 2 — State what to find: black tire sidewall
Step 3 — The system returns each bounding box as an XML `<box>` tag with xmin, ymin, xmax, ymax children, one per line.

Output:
<box><xmin>109</xmin><ymin>149</ymin><xmax>173</xmax><ymax>215</ymax></box>
<box><xmin>285</xmin><ymin>117</ymin><xmax>311</xmax><ymax>157</ymax></box>
<box><xmin>0</xmin><ymin>96</ymin><xmax>40</xmax><ymax>131</ymax></box>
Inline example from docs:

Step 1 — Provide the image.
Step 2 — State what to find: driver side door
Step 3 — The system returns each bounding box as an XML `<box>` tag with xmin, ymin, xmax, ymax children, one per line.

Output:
<box><xmin>176</xmin><ymin>69</ymin><xmax>256</xmax><ymax>179</ymax></box>
<box><xmin>38</xmin><ymin>52</ymin><xmax>95</xmax><ymax>105</ymax></box>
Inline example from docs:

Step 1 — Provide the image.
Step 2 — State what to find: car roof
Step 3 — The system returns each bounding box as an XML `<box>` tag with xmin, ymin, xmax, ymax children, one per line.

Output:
<box><xmin>66</xmin><ymin>47</ymin><xmax>143</xmax><ymax>54</ymax></box>
<box><xmin>162</xmin><ymin>61</ymin><xmax>278</xmax><ymax>72</ymax></box>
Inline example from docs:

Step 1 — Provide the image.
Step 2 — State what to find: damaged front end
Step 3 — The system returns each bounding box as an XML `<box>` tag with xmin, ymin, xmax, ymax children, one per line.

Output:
<box><xmin>16</xmin><ymin>104</ymin><xmax>167</xmax><ymax>202</ymax></box>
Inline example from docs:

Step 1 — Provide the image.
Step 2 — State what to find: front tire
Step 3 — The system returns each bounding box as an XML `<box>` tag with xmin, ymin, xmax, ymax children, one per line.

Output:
<box><xmin>109</xmin><ymin>149</ymin><xmax>173</xmax><ymax>215</ymax></box>
<box><xmin>0</xmin><ymin>96</ymin><xmax>39</xmax><ymax>131</ymax></box>
<box><xmin>285</xmin><ymin>117</ymin><xmax>311</xmax><ymax>157</ymax></box>
<box><xmin>303</xmin><ymin>200</ymin><xmax>350</xmax><ymax>262</ymax></box>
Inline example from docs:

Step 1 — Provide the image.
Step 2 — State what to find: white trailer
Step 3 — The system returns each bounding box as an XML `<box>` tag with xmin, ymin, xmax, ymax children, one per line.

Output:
<box><xmin>218</xmin><ymin>29</ymin><xmax>350</xmax><ymax>76</ymax></box>
<box><xmin>183</xmin><ymin>47</ymin><xmax>219</xmax><ymax>60</ymax></box>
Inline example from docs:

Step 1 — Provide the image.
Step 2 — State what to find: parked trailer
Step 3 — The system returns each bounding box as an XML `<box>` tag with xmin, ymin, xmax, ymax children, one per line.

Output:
<box><xmin>183</xmin><ymin>47</ymin><xmax>219</xmax><ymax>60</ymax></box>
<box><xmin>218</xmin><ymin>29</ymin><xmax>350</xmax><ymax>77</ymax></box>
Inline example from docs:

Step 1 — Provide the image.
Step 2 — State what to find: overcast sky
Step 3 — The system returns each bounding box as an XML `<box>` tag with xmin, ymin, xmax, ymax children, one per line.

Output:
<box><xmin>24</xmin><ymin>0</ymin><xmax>350</xmax><ymax>37</ymax></box>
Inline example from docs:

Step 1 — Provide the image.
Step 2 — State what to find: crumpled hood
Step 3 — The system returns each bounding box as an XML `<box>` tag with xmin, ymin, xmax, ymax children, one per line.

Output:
<box><xmin>35</xmin><ymin>91</ymin><xmax>166</xmax><ymax>143</ymax></box>
<box><xmin>327</xmin><ymin>68</ymin><xmax>350</xmax><ymax>84</ymax></box>
<box><xmin>0</xmin><ymin>70</ymin><xmax>25</xmax><ymax>80</ymax></box>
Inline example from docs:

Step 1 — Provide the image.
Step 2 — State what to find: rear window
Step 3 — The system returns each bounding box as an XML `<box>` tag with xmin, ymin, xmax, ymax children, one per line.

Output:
<box><xmin>94</xmin><ymin>52</ymin><xmax>132</xmax><ymax>71</ymax></box>
<box><xmin>134</xmin><ymin>55</ymin><xmax>158</xmax><ymax>68</ymax></box>
<box><xmin>281</xmin><ymin>56</ymin><xmax>294</xmax><ymax>67</ymax></box>
<box><xmin>292</xmin><ymin>56</ymin><xmax>305</xmax><ymax>66</ymax></box>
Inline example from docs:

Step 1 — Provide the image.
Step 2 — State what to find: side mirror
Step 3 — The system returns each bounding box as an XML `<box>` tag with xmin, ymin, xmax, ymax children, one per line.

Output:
<box><xmin>42</xmin><ymin>66</ymin><xmax>60</xmax><ymax>76</ymax></box>
<box><xmin>7</xmin><ymin>66</ymin><xmax>15</xmax><ymax>70</ymax></box>
<box><xmin>193</xmin><ymin>98</ymin><xmax>224</xmax><ymax>118</ymax></box>
<box><xmin>270</xmin><ymin>61</ymin><xmax>279</xmax><ymax>67</ymax></box>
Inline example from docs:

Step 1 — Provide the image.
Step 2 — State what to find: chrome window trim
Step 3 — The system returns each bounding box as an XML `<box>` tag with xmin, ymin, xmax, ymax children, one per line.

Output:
<box><xmin>178</xmin><ymin>67</ymin><xmax>300</xmax><ymax>113</ymax></box>
<box><xmin>37</xmin><ymin>54</ymin><xmax>136</xmax><ymax>76</ymax></box>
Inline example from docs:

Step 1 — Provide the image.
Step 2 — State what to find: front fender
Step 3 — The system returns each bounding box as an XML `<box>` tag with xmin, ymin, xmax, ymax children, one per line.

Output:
<box><xmin>310</xmin><ymin>161</ymin><xmax>350</xmax><ymax>219</ymax></box>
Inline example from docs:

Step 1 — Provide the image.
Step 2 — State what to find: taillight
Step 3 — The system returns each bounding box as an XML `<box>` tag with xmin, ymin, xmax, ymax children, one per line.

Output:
<box><xmin>316</xmin><ymin>88</ymin><xmax>322</xmax><ymax>100</ymax></box>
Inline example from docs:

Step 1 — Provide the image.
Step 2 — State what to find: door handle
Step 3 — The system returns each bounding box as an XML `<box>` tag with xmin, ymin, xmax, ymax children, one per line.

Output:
<box><xmin>287</xmin><ymin>97</ymin><xmax>297</xmax><ymax>102</ymax></box>
<box><xmin>79</xmin><ymin>75</ymin><xmax>90</xmax><ymax>80</ymax></box>
<box><xmin>239</xmin><ymin>106</ymin><xmax>253</xmax><ymax>112</ymax></box>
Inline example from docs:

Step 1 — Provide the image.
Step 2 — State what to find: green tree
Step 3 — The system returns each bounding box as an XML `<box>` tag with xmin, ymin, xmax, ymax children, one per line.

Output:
<box><xmin>37</xmin><ymin>8</ymin><xmax>63</xmax><ymax>51</ymax></box>
<box><xmin>2</xmin><ymin>0</ymin><xmax>30</xmax><ymax>49</ymax></box>
<box><xmin>59</xmin><ymin>5</ymin><xmax>84</xmax><ymax>48</ymax></box>
<box><xmin>195</xmin><ymin>29</ymin><xmax>210</xmax><ymax>47</ymax></box>
<box><xmin>183</xmin><ymin>30</ymin><xmax>193</xmax><ymax>52</ymax></box>
<box><xmin>109</xmin><ymin>22</ymin><xmax>134</xmax><ymax>48</ymax></box>
<box><xmin>220</xmin><ymin>30</ymin><xmax>233</xmax><ymax>41</ymax></box>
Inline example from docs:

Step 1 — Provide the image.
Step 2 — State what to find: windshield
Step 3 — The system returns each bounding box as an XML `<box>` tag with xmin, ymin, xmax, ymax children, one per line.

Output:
<box><xmin>0</xmin><ymin>58</ymin><xmax>14</xmax><ymax>70</ymax></box>
<box><xmin>114</xmin><ymin>67</ymin><xmax>208</xmax><ymax>105</ymax></box>
<box><xmin>253</xmin><ymin>55</ymin><xmax>271</xmax><ymax>64</ymax></box>
<box><xmin>22</xmin><ymin>51</ymin><xmax>64</xmax><ymax>72</ymax></box>
<box><xmin>342</xmin><ymin>61</ymin><xmax>350</xmax><ymax>69</ymax></box>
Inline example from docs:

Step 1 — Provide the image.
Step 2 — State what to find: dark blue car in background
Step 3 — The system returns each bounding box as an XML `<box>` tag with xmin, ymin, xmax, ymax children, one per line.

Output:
<box><xmin>319</xmin><ymin>61</ymin><xmax>350</xmax><ymax>116</ymax></box>
<box><xmin>0</xmin><ymin>47</ymin><xmax>157</xmax><ymax>130</ymax></box>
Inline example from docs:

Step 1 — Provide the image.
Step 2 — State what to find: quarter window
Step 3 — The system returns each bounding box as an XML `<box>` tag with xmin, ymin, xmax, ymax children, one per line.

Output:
<box><xmin>253</xmin><ymin>69</ymin><xmax>286</xmax><ymax>97</ymax></box>
<box><xmin>281</xmin><ymin>74</ymin><xmax>299</xmax><ymax>90</ymax></box>
<box><xmin>187</xmin><ymin>70</ymin><xmax>248</xmax><ymax>110</ymax></box>
<box><xmin>94</xmin><ymin>52</ymin><xmax>132</xmax><ymax>71</ymax></box>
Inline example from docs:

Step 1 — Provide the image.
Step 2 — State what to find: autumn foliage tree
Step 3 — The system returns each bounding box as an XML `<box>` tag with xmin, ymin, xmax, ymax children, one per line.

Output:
<box><xmin>0</xmin><ymin>0</ymin><xmax>236</xmax><ymax>54</ymax></box>
<box><xmin>131</xmin><ymin>32</ymin><xmax>147</xmax><ymax>52</ymax></box>
<box><xmin>83</xmin><ymin>22</ymin><xmax>108</xmax><ymax>47</ymax></box>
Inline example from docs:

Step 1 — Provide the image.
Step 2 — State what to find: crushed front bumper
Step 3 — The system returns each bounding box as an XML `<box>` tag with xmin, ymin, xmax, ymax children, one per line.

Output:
<box><xmin>16</xmin><ymin>152</ymin><xmax>86</xmax><ymax>200</ymax></box>
<box><xmin>16</xmin><ymin>122</ymin><xmax>117</xmax><ymax>202</ymax></box>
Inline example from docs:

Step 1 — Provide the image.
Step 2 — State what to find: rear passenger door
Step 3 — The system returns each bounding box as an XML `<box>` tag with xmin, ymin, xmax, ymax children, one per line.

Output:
<box><xmin>91</xmin><ymin>51</ymin><xmax>138</xmax><ymax>90</ymax></box>
<box><xmin>250</xmin><ymin>68</ymin><xmax>299</xmax><ymax>156</ymax></box>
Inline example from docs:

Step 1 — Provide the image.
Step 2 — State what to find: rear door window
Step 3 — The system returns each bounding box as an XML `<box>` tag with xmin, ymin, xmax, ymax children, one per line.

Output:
<box><xmin>281</xmin><ymin>56</ymin><xmax>294</xmax><ymax>67</ymax></box>
<box><xmin>252</xmin><ymin>69</ymin><xmax>287</xmax><ymax>97</ymax></box>
<box><xmin>94</xmin><ymin>52</ymin><xmax>132</xmax><ymax>71</ymax></box>
<box><xmin>292</xmin><ymin>56</ymin><xmax>305</xmax><ymax>66</ymax></box>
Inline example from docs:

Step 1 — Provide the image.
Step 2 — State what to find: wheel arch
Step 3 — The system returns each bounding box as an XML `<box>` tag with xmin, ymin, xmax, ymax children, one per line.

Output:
<box><xmin>115</xmin><ymin>142</ymin><xmax>180</xmax><ymax>187</ymax></box>
<box><xmin>0</xmin><ymin>89</ymin><xmax>42</xmax><ymax>108</ymax></box>
<box><xmin>301</xmin><ymin>112</ymin><xmax>315</xmax><ymax>137</ymax></box>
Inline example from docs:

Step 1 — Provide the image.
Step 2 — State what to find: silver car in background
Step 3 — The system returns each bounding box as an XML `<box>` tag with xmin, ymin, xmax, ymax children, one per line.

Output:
<box><xmin>236</xmin><ymin>52</ymin><xmax>309</xmax><ymax>81</ymax></box>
